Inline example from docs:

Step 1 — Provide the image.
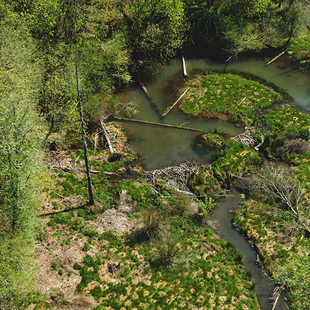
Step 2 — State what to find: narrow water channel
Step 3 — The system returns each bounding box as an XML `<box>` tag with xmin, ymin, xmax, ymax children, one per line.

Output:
<box><xmin>115</xmin><ymin>56</ymin><xmax>310</xmax><ymax>309</ymax></box>
<box><xmin>207</xmin><ymin>188</ymin><xmax>288</xmax><ymax>310</ymax></box>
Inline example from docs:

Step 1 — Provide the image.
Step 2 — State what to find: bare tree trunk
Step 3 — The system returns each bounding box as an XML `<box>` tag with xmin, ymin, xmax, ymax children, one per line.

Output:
<box><xmin>161</xmin><ymin>88</ymin><xmax>189</xmax><ymax>118</ymax></box>
<box><xmin>100</xmin><ymin>119</ymin><xmax>114</xmax><ymax>153</ymax></box>
<box><xmin>75</xmin><ymin>48</ymin><xmax>94</xmax><ymax>205</ymax></box>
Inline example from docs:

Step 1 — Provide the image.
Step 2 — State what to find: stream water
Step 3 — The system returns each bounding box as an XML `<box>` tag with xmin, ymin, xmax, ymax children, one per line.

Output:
<box><xmin>118</xmin><ymin>56</ymin><xmax>310</xmax><ymax>170</ymax></box>
<box><xmin>207</xmin><ymin>188</ymin><xmax>287</xmax><ymax>310</ymax></box>
<box><xmin>116</xmin><ymin>56</ymin><xmax>310</xmax><ymax>309</ymax></box>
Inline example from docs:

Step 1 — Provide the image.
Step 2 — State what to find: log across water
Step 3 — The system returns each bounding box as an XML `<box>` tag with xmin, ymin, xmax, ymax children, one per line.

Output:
<box><xmin>113</xmin><ymin>116</ymin><xmax>207</xmax><ymax>134</ymax></box>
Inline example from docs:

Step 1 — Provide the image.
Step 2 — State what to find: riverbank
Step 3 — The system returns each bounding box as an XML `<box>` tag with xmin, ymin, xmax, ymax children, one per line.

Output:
<box><xmin>30</xmin><ymin>56</ymin><xmax>310</xmax><ymax>309</ymax></box>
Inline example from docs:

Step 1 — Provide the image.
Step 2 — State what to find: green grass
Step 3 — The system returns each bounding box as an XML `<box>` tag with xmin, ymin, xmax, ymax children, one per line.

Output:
<box><xmin>234</xmin><ymin>199</ymin><xmax>310</xmax><ymax>310</ymax></box>
<box><xmin>75</xmin><ymin>222</ymin><xmax>258</xmax><ymax>309</ymax></box>
<box><xmin>180</xmin><ymin>73</ymin><xmax>282</xmax><ymax>125</ymax></box>
<box><xmin>262</xmin><ymin>106</ymin><xmax>310</xmax><ymax>159</ymax></box>
<box><xmin>287</xmin><ymin>33</ymin><xmax>310</xmax><ymax>66</ymax></box>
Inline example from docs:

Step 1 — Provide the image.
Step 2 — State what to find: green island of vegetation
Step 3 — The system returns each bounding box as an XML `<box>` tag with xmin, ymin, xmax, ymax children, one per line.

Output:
<box><xmin>180</xmin><ymin>73</ymin><xmax>282</xmax><ymax>125</ymax></box>
<box><xmin>1</xmin><ymin>0</ymin><xmax>310</xmax><ymax>309</ymax></box>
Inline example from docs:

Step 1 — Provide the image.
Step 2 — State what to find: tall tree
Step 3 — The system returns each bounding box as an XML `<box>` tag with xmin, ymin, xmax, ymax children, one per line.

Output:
<box><xmin>0</xmin><ymin>13</ymin><xmax>45</xmax><ymax>308</ymax></box>
<box><xmin>120</xmin><ymin>0</ymin><xmax>185</xmax><ymax>67</ymax></box>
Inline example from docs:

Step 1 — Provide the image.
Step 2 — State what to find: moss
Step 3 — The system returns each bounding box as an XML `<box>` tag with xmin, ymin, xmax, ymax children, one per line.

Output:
<box><xmin>287</xmin><ymin>33</ymin><xmax>310</xmax><ymax>66</ymax></box>
<box><xmin>234</xmin><ymin>198</ymin><xmax>310</xmax><ymax>309</ymax></box>
<box><xmin>74</xmin><ymin>215</ymin><xmax>258</xmax><ymax>308</ymax></box>
<box><xmin>180</xmin><ymin>73</ymin><xmax>282</xmax><ymax>125</ymax></box>
<box><xmin>189</xmin><ymin>168</ymin><xmax>224</xmax><ymax>198</ymax></box>
<box><xmin>214</xmin><ymin>141</ymin><xmax>262</xmax><ymax>182</ymax></box>
<box><xmin>195</xmin><ymin>132</ymin><xmax>228</xmax><ymax>150</ymax></box>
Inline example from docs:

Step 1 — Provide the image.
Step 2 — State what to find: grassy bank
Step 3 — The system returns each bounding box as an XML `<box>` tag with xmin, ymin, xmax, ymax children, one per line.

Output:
<box><xmin>232</xmin><ymin>106</ymin><xmax>310</xmax><ymax>309</ymax></box>
<box><xmin>234</xmin><ymin>199</ymin><xmax>310</xmax><ymax>309</ymax></box>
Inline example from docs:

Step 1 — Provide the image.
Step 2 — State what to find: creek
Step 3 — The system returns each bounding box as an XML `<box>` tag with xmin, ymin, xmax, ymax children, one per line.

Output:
<box><xmin>115</xmin><ymin>56</ymin><xmax>310</xmax><ymax>309</ymax></box>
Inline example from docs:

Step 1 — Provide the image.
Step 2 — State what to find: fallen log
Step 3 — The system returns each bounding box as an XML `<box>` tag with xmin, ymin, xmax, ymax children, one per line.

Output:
<box><xmin>266</xmin><ymin>50</ymin><xmax>286</xmax><ymax>66</ymax></box>
<box><xmin>271</xmin><ymin>286</ymin><xmax>283</xmax><ymax>310</ymax></box>
<box><xmin>161</xmin><ymin>88</ymin><xmax>189</xmax><ymax>118</ymax></box>
<box><xmin>39</xmin><ymin>203</ymin><xmax>89</xmax><ymax>217</ymax></box>
<box><xmin>138</xmin><ymin>80</ymin><xmax>161</xmax><ymax>114</ymax></box>
<box><xmin>100</xmin><ymin>119</ymin><xmax>114</xmax><ymax>154</ymax></box>
<box><xmin>231</xmin><ymin>127</ymin><xmax>256</xmax><ymax>148</ymax></box>
<box><xmin>182</xmin><ymin>54</ymin><xmax>188</xmax><ymax>77</ymax></box>
<box><xmin>113</xmin><ymin>116</ymin><xmax>206</xmax><ymax>134</ymax></box>
<box><xmin>236</xmin><ymin>97</ymin><xmax>247</xmax><ymax>107</ymax></box>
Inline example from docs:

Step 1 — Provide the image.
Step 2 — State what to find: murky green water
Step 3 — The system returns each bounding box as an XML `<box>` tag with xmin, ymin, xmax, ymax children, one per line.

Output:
<box><xmin>118</xmin><ymin>56</ymin><xmax>310</xmax><ymax>170</ymax></box>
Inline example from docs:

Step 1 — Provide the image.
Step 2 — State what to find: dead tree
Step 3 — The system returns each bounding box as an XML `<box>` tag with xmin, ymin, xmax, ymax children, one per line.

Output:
<box><xmin>251</xmin><ymin>164</ymin><xmax>309</xmax><ymax>234</ymax></box>
<box><xmin>75</xmin><ymin>48</ymin><xmax>94</xmax><ymax>205</ymax></box>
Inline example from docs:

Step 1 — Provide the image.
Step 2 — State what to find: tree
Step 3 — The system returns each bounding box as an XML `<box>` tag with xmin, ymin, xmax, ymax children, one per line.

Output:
<box><xmin>251</xmin><ymin>164</ymin><xmax>309</xmax><ymax>234</ymax></box>
<box><xmin>184</xmin><ymin>0</ymin><xmax>268</xmax><ymax>56</ymax></box>
<box><xmin>0</xmin><ymin>14</ymin><xmax>45</xmax><ymax>307</ymax></box>
<box><xmin>120</xmin><ymin>0</ymin><xmax>185</xmax><ymax>66</ymax></box>
<box><xmin>260</xmin><ymin>0</ymin><xmax>310</xmax><ymax>48</ymax></box>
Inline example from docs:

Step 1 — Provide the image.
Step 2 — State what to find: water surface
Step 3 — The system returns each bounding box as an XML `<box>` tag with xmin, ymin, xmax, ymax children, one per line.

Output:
<box><xmin>118</xmin><ymin>56</ymin><xmax>310</xmax><ymax>169</ymax></box>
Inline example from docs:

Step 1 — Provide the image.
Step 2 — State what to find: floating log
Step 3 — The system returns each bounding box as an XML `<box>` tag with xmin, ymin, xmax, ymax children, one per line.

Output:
<box><xmin>113</xmin><ymin>116</ymin><xmax>206</xmax><ymax>134</ymax></box>
<box><xmin>161</xmin><ymin>88</ymin><xmax>190</xmax><ymax>118</ymax></box>
<box><xmin>266</xmin><ymin>50</ymin><xmax>286</xmax><ymax>66</ymax></box>
<box><xmin>100</xmin><ymin>119</ymin><xmax>115</xmax><ymax>154</ymax></box>
<box><xmin>182</xmin><ymin>54</ymin><xmax>188</xmax><ymax>77</ymax></box>
<box><xmin>138</xmin><ymin>80</ymin><xmax>161</xmax><ymax>114</ymax></box>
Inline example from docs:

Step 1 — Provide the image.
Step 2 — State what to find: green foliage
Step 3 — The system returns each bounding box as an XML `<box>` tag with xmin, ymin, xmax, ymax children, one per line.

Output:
<box><xmin>75</xmin><ymin>221</ymin><xmax>258</xmax><ymax>309</ymax></box>
<box><xmin>26</xmin><ymin>0</ymin><xmax>61</xmax><ymax>44</ymax></box>
<box><xmin>197</xmin><ymin>132</ymin><xmax>228</xmax><ymax>149</ymax></box>
<box><xmin>287</xmin><ymin>33</ymin><xmax>310</xmax><ymax>65</ymax></box>
<box><xmin>214</xmin><ymin>142</ymin><xmax>262</xmax><ymax>182</ymax></box>
<box><xmin>0</xmin><ymin>234</ymin><xmax>36</xmax><ymax>308</ymax></box>
<box><xmin>79</xmin><ymin>33</ymin><xmax>131</xmax><ymax>96</ymax></box>
<box><xmin>262</xmin><ymin>106</ymin><xmax>310</xmax><ymax>158</ymax></box>
<box><xmin>198</xmin><ymin>196</ymin><xmax>216</xmax><ymax>218</ymax></box>
<box><xmin>180</xmin><ymin>73</ymin><xmax>282</xmax><ymax>125</ymax></box>
<box><xmin>0</xmin><ymin>14</ymin><xmax>46</xmax><ymax>307</ymax></box>
<box><xmin>74</xmin><ymin>254</ymin><xmax>102</xmax><ymax>292</ymax></box>
<box><xmin>184</xmin><ymin>0</ymin><xmax>271</xmax><ymax>54</ymax></box>
<box><xmin>51</xmin><ymin>260</ymin><xmax>64</xmax><ymax>276</ymax></box>
<box><xmin>234</xmin><ymin>199</ymin><xmax>310</xmax><ymax>310</ymax></box>
<box><xmin>115</xmin><ymin>179</ymin><xmax>158</xmax><ymax>209</ymax></box>
<box><xmin>189</xmin><ymin>168</ymin><xmax>224</xmax><ymax>198</ymax></box>
<box><xmin>122</xmin><ymin>0</ymin><xmax>185</xmax><ymax>65</ymax></box>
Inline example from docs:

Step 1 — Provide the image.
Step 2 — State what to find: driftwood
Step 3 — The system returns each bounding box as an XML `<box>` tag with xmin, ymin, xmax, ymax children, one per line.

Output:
<box><xmin>236</xmin><ymin>97</ymin><xmax>247</xmax><ymax>107</ymax></box>
<box><xmin>161</xmin><ymin>88</ymin><xmax>189</xmax><ymax>118</ymax></box>
<box><xmin>271</xmin><ymin>286</ymin><xmax>283</xmax><ymax>310</ymax></box>
<box><xmin>231</xmin><ymin>127</ymin><xmax>256</xmax><ymax>148</ymax></box>
<box><xmin>182</xmin><ymin>54</ymin><xmax>188</xmax><ymax>77</ymax></box>
<box><xmin>266</xmin><ymin>50</ymin><xmax>286</xmax><ymax>66</ymax></box>
<box><xmin>113</xmin><ymin>116</ymin><xmax>207</xmax><ymax>134</ymax></box>
<box><xmin>138</xmin><ymin>80</ymin><xmax>161</xmax><ymax>114</ymax></box>
<box><xmin>145</xmin><ymin>161</ymin><xmax>210</xmax><ymax>191</ymax></box>
<box><xmin>100</xmin><ymin>119</ymin><xmax>114</xmax><ymax>153</ymax></box>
